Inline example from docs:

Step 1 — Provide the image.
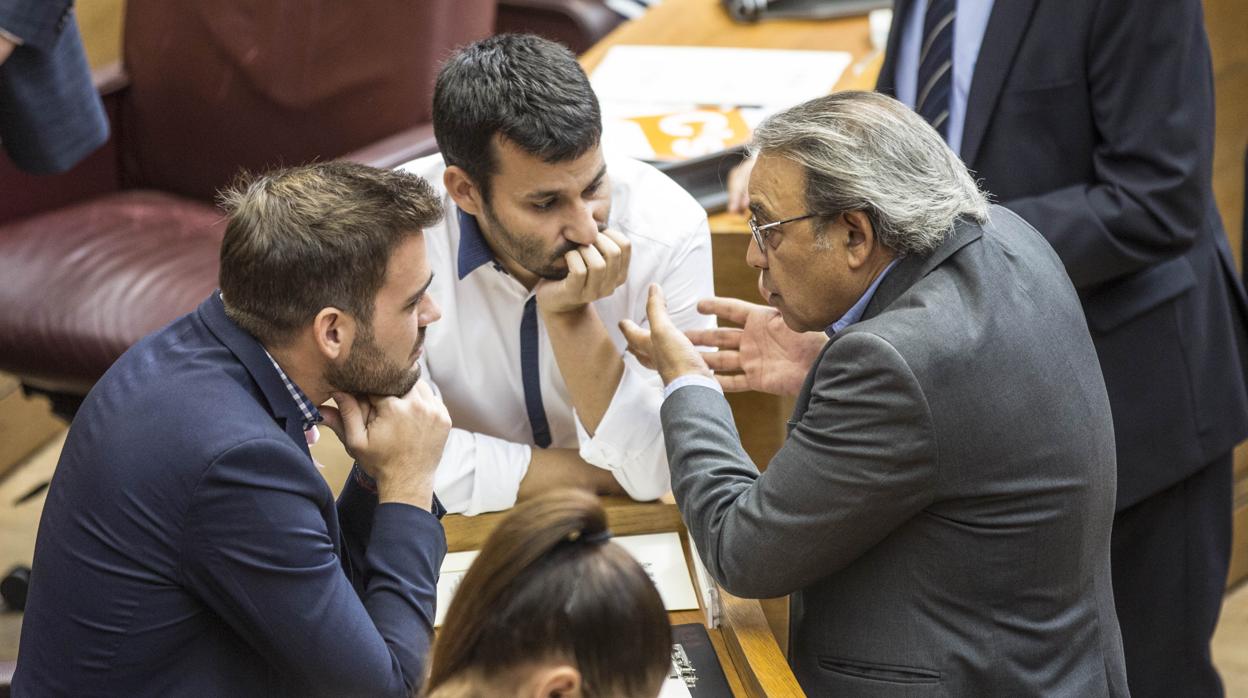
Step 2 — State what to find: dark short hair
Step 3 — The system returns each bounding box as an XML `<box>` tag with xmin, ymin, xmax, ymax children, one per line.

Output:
<box><xmin>428</xmin><ymin>489</ymin><xmax>672</xmax><ymax>697</ymax></box>
<box><xmin>432</xmin><ymin>34</ymin><xmax>602</xmax><ymax>199</ymax></box>
<box><xmin>217</xmin><ymin>161</ymin><xmax>442</xmax><ymax>346</ymax></box>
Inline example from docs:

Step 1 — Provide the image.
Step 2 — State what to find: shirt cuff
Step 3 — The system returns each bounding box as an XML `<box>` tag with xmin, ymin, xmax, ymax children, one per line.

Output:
<box><xmin>663</xmin><ymin>373</ymin><xmax>723</xmax><ymax>401</ymax></box>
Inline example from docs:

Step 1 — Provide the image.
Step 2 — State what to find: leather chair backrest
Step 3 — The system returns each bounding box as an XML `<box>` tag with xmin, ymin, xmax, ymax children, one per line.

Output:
<box><xmin>119</xmin><ymin>0</ymin><xmax>495</xmax><ymax>201</ymax></box>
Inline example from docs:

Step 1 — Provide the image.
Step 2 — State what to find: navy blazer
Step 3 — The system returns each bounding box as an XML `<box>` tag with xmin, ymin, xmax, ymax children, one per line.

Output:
<box><xmin>880</xmin><ymin>0</ymin><xmax>1248</xmax><ymax>508</ymax></box>
<box><xmin>0</xmin><ymin>0</ymin><xmax>107</xmax><ymax>173</ymax></box>
<box><xmin>14</xmin><ymin>294</ymin><xmax>446</xmax><ymax>697</ymax></box>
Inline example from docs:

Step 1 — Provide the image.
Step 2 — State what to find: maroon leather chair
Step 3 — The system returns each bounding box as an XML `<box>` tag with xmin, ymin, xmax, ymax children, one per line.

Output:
<box><xmin>0</xmin><ymin>0</ymin><xmax>494</xmax><ymax>418</ymax></box>
<box><xmin>496</xmin><ymin>0</ymin><xmax>624</xmax><ymax>54</ymax></box>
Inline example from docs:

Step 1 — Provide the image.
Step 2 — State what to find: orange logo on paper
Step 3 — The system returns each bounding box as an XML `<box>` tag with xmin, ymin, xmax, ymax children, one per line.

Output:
<box><xmin>627</xmin><ymin>108</ymin><xmax>752</xmax><ymax>161</ymax></box>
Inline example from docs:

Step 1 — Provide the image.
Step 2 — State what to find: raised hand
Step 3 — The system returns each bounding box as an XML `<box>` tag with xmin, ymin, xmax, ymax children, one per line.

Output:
<box><xmin>536</xmin><ymin>228</ymin><xmax>632</xmax><ymax>315</ymax></box>
<box><xmin>619</xmin><ymin>284</ymin><xmax>712</xmax><ymax>386</ymax></box>
<box><xmin>686</xmin><ymin>296</ymin><xmax>827</xmax><ymax>396</ymax></box>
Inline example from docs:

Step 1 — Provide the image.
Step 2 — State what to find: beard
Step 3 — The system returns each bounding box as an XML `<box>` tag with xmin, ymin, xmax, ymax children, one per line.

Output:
<box><xmin>325</xmin><ymin>324</ymin><xmax>424</xmax><ymax>397</ymax></box>
<box><xmin>481</xmin><ymin>201</ymin><xmax>587</xmax><ymax>281</ymax></box>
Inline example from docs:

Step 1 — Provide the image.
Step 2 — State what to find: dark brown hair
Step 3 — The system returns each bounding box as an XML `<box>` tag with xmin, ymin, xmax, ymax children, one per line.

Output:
<box><xmin>427</xmin><ymin>489</ymin><xmax>671</xmax><ymax>697</ymax></box>
<box><xmin>217</xmin><ymin>161</ymin><xmax>442</xmax><ymax>345</ymax></box>
<box><xmin>432</xmin><ymin>34</ymin><xmax>602</xmax><ymax>201</ymax></box>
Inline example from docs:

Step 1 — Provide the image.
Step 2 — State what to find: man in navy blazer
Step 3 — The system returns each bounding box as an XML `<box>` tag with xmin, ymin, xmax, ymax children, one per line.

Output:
<box><xmin>0</xmin><ymin>0</ymin><xmax>107</xmax><ymax>173</ymax></box>
<box><xmin>14</xmin><ymin>162</ymin><xmax>451</xmax><ymax>696</ymax></box>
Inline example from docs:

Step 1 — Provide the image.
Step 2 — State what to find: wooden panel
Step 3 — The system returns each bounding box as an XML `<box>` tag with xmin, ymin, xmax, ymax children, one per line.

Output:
<box><xmin>1206</xmin><ymin>0</ymin><xmax>1248</xmax><ymax>588</ymax></box>
<box><xmin>1231</xmin><ymin>498</ymin><xmax>1248</xmax><ymax>589</ymax></box>
<box><xmin>76</xmin><ymin>0</ymin><xmax>126</xmax><ymax>69</ymax></box>
<box><xmin>0</xmin><ymin>377</ymin><xmax>64</xmax><ymax>483</ymax></box>
<box><xmin>720</xmin><ymin>590</ymin><xmax>806</xmax><ymax>698</ymax></box>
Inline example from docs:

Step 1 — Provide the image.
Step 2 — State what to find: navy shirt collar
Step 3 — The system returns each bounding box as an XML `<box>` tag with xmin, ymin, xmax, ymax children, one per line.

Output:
<box><xmin>456</xmin><ymin>207</ymin><xmax>495</xmax><ymax>280</ymax></box>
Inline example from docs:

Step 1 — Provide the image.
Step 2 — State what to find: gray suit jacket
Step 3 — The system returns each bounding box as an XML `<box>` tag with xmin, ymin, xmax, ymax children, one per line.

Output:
<box><xmin>663</xmin><ymin>206</ymin><xmax>1129</xmax><ymax>696</ymax></box>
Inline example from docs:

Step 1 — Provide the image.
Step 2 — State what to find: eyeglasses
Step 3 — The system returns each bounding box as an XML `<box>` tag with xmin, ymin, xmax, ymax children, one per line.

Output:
<box><xmin>748</xmin><ymin>212</ymin><xmax>821</xmax><ymax>255</ymax></box>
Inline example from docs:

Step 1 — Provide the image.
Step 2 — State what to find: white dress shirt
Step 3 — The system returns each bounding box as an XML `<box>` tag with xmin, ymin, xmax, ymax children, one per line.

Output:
<box><xmin>400</xmin><ymin>153</ymin><xmax>715</xmax><ymax>515</ymax></box>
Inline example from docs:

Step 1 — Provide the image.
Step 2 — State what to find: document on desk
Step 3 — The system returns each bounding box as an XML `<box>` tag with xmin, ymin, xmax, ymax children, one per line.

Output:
<box><xmin>434</xmin><ymin>531</ymin><xmax>699</xmax><ymax>626</ymax></box>
<box><xmin>591</xmin><ymin>45</ymin><xmax>853</xmax><ymax>108</ymax></box>
<box><xmin>591</xmin><ymin>45</ymin><xmax>851</xmax><ymax>161</ymax></box>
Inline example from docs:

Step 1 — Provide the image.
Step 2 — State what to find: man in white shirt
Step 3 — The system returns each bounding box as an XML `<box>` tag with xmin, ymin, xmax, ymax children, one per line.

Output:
<box><xmin>400</xmin><ymin>34</ymin><xmax>714</xmax><ymax>515</ymax></box>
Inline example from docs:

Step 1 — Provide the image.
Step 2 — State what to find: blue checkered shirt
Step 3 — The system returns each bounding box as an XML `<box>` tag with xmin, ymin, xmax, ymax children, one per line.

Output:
<box><xmin>263</xmin><ymin>350</ymin><xmax>323</xmax><ymax>432</ymax></box>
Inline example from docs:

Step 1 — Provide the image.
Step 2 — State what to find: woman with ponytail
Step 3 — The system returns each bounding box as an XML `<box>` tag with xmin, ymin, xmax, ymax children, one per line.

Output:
<box><xmin>425</xmin><ymin>489</ymin><xmax>672</xmax><ymax>698</ymax></box>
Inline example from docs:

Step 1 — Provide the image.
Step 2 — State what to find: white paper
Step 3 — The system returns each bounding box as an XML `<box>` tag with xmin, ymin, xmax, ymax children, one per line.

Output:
<box><xmin>591</xmin><ymin>45</ymin><xmax>853</xmax><ymax>109</ymax></box>
<box><xmin>434</xmin><ymin>531</ymin><xmax>698</xmax><ymax>626</ymax></box>
<box><xmin>434</xmin><ymin>550</ymin><xmax>478</xmax><ymax>627</ymax></box>
<box><xmin>614</xmin><ymin>531</ymin><xmax>700</xmax><ymax>611</ymax></box>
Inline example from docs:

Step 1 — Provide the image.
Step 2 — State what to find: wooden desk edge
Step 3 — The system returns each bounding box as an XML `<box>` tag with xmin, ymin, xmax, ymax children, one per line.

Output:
<box><xmin>719</xmin><ymin>590</ymin><xmax>806</xmax><ymax>697</ymax></box>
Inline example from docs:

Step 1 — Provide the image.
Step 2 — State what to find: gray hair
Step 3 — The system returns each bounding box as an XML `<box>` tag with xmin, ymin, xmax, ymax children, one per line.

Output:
<box><xmin>748</xmin><ymin>91</ymin><xmax>989</xmax><ymax>255</ymax></box>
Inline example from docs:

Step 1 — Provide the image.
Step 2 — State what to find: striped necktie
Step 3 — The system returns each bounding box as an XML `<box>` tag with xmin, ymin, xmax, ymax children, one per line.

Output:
<box><xmin>915</xmin><ymin>0</ymin><xmax>956</xmax><ymax>138</ymax></box>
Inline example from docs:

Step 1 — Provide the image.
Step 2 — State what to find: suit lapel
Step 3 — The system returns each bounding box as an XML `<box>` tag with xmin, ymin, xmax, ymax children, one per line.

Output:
<box><xmin>790</xmin><ymin>339</ymin><xmax>836</xmax><ymax>428</ymax></box>
<box><xmin>960</xmin><ymin>0</ymin><xmax>1038</xmax><ymax>166</ymax></box>
<box><xmin>875</xmin><ymin>0</ymin><xmax>913</xmax><ymax>96</ymax></box>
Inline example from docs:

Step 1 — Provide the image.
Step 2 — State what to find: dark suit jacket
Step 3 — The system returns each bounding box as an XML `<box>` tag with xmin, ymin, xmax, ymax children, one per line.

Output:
<box><xmin>0</xmin><ymin>0</ymin><xmax>108</xmax><ymax>173</ymax></box>
<box><xmin>879</xmin><ymin>0</ymin><xmax>1248</xmax><ymax>508</ymax></box>
<box><xmin>664</xmin><ymin>208</ymin><xmax>1128</xmax><ymax>695</ymax></box>
<box><xmin>13</xmin><ymin>294</ymin><xmax>446</xmax><ymax>697</ymax></box>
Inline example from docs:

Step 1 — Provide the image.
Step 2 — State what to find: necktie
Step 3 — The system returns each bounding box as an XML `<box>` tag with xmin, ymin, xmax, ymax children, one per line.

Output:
<box><xmin>520</xmin><ymin>296</ymin><xmax>552</xmax><ymax>448</ymax></box>
<box><xmin>916</xmin><ymin>0</ymin><xmax>955</xmax><ymax>138</ymax></box>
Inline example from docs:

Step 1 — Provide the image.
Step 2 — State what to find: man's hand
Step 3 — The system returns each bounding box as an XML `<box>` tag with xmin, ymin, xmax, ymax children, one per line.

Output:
<box><xmin>685</xmin><ymin>297</ymin><xmax>827</xmax><ymax>397</ymax></box>
<box><xmin>619</xmin><ymin>284</ymin><xmax>712</xmax><ymax>386</ymax></box>
<box><xmin>0</xmin><ymin>36</ymin><xmax>15</xmax><ymax>67</ymax></box>
<box><xmin>536</xmin><ymin>229</ymin><xmax>631</xmax><ymax>315</ymax></box>
<box><xmin>320</xmin><ymin>381</ymin><xmax>451</xmax><ymax>510</ymax></box>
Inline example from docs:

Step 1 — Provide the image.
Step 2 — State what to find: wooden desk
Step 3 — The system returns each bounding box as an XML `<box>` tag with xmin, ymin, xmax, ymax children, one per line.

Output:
<box><xmin>443</xmin><ymin>498</ymin><xmax>803</xmax><ymax>698</ymax></box>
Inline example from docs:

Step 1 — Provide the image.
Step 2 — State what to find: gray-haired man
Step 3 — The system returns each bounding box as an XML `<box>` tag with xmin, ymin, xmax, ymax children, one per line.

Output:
<box><xmin>622</xmin><ymin>91</ymin><xmax>1129</xmax><ymax>696</ymax></box>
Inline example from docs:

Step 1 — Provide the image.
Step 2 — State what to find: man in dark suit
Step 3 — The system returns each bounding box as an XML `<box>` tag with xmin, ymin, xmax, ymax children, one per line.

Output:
<box><xmin>876</xmin><ymin>2</ymin><xmax>1247</xmax><ymax>695</ymax></box>
<box><xmin>624</xmin><ymin>91</ymin><xmax>1129</xmax><ymax>695</ymax></box>
<box><xmin>0</xmin><ymin>0</ymin><xmax>107</xmax><ymax>173</ymax></box>
<box><xmin>14</xmin><ymin>162</ymin><xmax>451</xmax><ymax>696</ymax></box>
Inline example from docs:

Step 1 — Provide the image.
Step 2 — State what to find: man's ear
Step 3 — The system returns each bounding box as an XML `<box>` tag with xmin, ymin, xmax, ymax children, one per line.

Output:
<box><xmin>528</xmin><ymin>665</ymin><xmax>582</xmax><ymax>698</ymax></box>
<box><xmin>842</xmin><ymin>210</ymin><xmax>877</xmax><ymax>269</ymax></box>
<box><xmin>444</xmin><ymin>166</ymin><xmax>485</xmax><ymax>217</ymax></box>
<box><xmin>312</xmin><ymin>307</ymin><xmax>355</xmax><ymax>361</ymax></box>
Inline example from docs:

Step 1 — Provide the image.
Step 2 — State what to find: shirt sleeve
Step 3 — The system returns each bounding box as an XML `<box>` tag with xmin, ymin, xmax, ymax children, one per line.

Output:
<box><xmin>574</xmin><ymin>214</ymin><xmax>717</xmax><ymax>501</ymax></box>
<box><xmin>180</xmin><ymin>438</ymin><xmax>445</xmax><ymax>697</ymax></box>
<box><xmin>416</xmin><ymin>367</ymin><xmax>534</xmax><ymax>516</ymax></box>
<box><xmin>431</xmin><ymin>427</ymin><xmax>533</xmax><ymax>516</ymax></box>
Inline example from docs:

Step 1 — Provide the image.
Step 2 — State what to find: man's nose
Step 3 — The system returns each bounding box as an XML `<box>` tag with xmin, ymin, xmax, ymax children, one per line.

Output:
<box><xmin>746</xmin><ymin>238</ymin><xmax>768</xmax><ymax>270</ymax></box>
<box><xmin>563</xmin><ymin>200</ymin><xmax>603</xmax><ymax>246</ymax></box>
